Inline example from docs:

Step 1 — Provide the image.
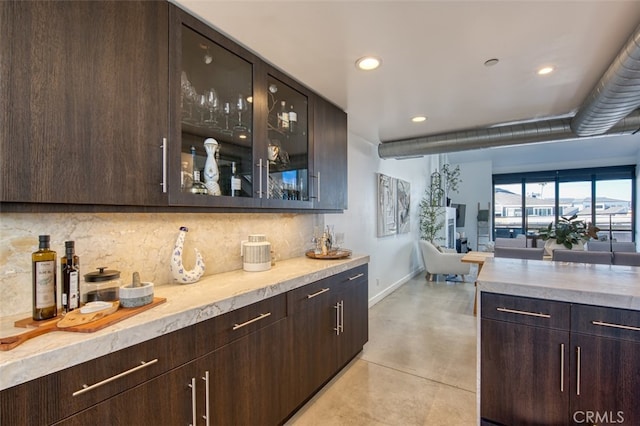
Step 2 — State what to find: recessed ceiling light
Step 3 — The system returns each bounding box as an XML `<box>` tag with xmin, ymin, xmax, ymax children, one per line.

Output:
<box><xmin>356</xmin><ymin>56</ymin><xmax>381</xmax><ymax>71</ymax></box>
<box><xmin>411</xmin><ymin>116</ymin><xmax>427</xmax><ymax>123</ymax></box>
<box><xmin>484</xmin><ymin>58</ymin><xmax>499</xmax><ymax>67</ymax></box>
<box><xmin>537</xmin><ymin>66</ymin><xmax>555</xmax><ymax>75</ymax></box>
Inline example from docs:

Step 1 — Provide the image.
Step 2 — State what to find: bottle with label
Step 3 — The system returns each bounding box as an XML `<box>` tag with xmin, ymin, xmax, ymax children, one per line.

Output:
<box><xmin>288</xmin><ymin>104</ymin><xmax>297</xmax><ymax>134</ymax></box>
<box><xmin>61</xmin><ymin>241</ymin><xmax>80</xmax><ymax>314</ymax></box>
<box><xmin>277</xmin><ymin>100</ymin><xmax>289</xmax><ymax>131</ymax></box>
<box><xmin>190</xmin><ymin>170</ymin><xmax>208</xmax><ymax>195</ymax></box>
<box><xmin>32</xmin><ymin>235</ymin><xmax>57</xmax><ymax>320</ymax></box>
<box><xmin>230</xmin><ymin>161</ymin><xmax>241</xmax><ymax>197</ymax></box>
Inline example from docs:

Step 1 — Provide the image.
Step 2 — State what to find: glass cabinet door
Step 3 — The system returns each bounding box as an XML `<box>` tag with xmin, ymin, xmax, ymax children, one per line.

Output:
<box><xmin>265</xmin><ymin>75</ymin><xmax>309</xmax><ymax>202</ymax></box>
<box><xmin>178</xmin><ymin>25</ymin><xmax>254</xmax><ymax>200</ymax></box>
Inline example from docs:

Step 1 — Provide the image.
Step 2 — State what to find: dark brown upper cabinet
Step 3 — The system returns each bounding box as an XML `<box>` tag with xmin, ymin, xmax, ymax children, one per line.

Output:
<box><xmin>1</xmin><ymin>1</ymin><xmax>346</xmax><ymax>211</ymax></box>
<box><xmin>168</xmin><ymin>5</ymin><xmax>315</xmax><ymax>210</ymax></box>
<box><xmin>0</xmin><ymin>1</ymin><xmax>169</xmax><ymax>207</ymax></box>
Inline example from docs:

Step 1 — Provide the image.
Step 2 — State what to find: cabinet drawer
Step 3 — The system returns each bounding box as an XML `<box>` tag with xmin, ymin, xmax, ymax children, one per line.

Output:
<box><xmin>572</xmin><ymin>304</ymin><xmax>640</xmax><ymax>343</ymax></box>
<box><xmin>287</xmin><ymin>264</ymin><xmax>368</xmax><ymax>315</ymax></box>
<box><xmin>0</xmin><ymin>327</ymin><xmax>194</xmax><ymax>425</ymax></box>
<box><xmin>287</xmin><ymin>276</ymin><xmax>336</xmax><ymax>315</ymax></box>
<box><xmin>481</xmin><ymin>292</ymin><xmax>570</xmax><ymax>330</ymax></box>
<box><xmin>196</xmin><ymin>293</ymin><xmax>287</xmax><ymax>355</ymax></box>
<box><xmin>333</xmin><ymin>264</ymin><xmax>368</xmax><ymax>287</ymax></box>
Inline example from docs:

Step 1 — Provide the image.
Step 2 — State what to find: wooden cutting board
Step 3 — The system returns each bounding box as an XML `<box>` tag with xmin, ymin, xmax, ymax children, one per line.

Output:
<box><xmin>2</xmin><ymin>297</ymin><xmax>166</xmax><ymax>351</ymax></box>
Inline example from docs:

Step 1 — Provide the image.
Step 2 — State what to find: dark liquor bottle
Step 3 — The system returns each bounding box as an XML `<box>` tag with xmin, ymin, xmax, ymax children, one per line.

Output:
<box><xmin>230</xmin><ymin>162</ymin><xmax>241</xmax><ymax>197</ymax></box>
<box><xmin>32</xmin><ymin>235</ymin><xmax>57</xmax><ymax>320</ymax></box>
<box><xmin>277</xmin><ymin>100</ymin><xmax>289</xmax><ymax>131</ymax></box>
<box><xmin>288</xmin><ymin>105</ymin><xmax>297</xmax><ymax>134</ymax></box>
<box><xmin>61</xmin><ymin>241</ymin><xmax>80</xmax><ymax>313</ymax></box>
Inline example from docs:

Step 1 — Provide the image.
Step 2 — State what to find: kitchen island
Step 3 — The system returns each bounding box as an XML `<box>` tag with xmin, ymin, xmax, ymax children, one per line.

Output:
<box><xmin>477</xmin><ymin>257</ymin><xmax>640</xmax><ymax>425</ymax></box>
<box><xmin>1</xmin><ymin>254</ymin><xmax>369</xmax><ymax>425</ymax></box>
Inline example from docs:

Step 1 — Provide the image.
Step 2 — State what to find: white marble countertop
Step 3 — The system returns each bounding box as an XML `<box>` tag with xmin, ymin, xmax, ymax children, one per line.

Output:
<box><xmin>477</xmin><ymin>257</ymin><xmax>640</xmax><ymax>310</ymax></box>
<box><xmin>0</xmin><ymin>254</ymin><xmax>369</xmax><ymax>391</ymax></box>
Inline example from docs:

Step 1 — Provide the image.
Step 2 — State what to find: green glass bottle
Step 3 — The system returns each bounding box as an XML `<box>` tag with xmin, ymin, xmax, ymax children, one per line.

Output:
<box><xmin>32</xmin><ymin>235</ymin><xmax>57</xmax><ymax>320</ymax></box>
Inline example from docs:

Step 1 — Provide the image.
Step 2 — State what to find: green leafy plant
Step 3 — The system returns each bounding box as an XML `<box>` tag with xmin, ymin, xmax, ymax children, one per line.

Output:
<box><xmin>441</xmin><ymin>163</ymin><xmax>462</xmax><ymax>195</ymax></box>
<box><xmin>538</xmin><ymin>214</ymin><xmax>600</xmax><ymax>249</ymax></box>
<box><xmin>419</xmin><ymin>187</ymin><xmax>445</xmax><ymax>243</ymax></box>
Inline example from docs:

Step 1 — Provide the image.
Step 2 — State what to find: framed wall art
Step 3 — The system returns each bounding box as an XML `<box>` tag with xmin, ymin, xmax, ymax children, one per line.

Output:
<box><xmin>377</xmin><ymin>173</ymin><xmax>397</xmax><ymax>237</ymax></box>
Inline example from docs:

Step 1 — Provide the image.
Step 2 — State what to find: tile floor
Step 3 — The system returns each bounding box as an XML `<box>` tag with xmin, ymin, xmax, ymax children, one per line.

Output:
<box><xmin>286</xmin><ymin>272</ymin><xmax>478</xmax><ymax>425</ymax></box>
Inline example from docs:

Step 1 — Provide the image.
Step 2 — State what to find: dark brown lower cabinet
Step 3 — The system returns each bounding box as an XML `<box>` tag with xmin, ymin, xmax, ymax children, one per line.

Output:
<box><xmin>481</xmin><ymin>292</ymin><xmax>640</xmax><ymax>426</ymax></box>
<box><xmin>57</xmin><ymin>319</ymin><xmax>288</xmax><ymax>426</ymax></box>
<box><xmin>2</xmin><ymin>264</ymin><xmax>369</xmax><ymax>425</ymax></box>
<box><xmin>481</xmin><ymin>319</ymin><xmax>570</xmax><ymax>426</ymax></box>
<box><xmin>285</xmin><ymin>264</ymin><xmax>369</xmax><ymax>416</ymax></box>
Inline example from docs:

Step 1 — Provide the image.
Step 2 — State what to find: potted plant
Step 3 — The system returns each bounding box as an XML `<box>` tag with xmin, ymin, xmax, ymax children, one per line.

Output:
<box><xmin>441</xmin><ymin>163</ymin><xmax>462</xmax><ymax>206</ymax></box>
<box><xmin>419</xmin><ymin>187</ymin><xmax>445</xmax><ymax>243</ymax></box>
<box><xmin>538</xmin><ymin>214</ymin><xmax>599</xmax><ymax>255</ymax></box>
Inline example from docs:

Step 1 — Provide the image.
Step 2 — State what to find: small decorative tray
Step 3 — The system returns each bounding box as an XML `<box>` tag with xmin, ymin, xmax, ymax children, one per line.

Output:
<box><xmin>305</xmin><ymin>249</ymin><xmax>352</xmax><ymax>260</ymax></box>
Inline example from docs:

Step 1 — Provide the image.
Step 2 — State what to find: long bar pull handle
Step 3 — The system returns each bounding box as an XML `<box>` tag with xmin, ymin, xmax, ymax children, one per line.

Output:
<box><xmin>560</xmin><ymin>343</ymin><xmax>565</xmax><ymax>392</ymax></box>
<box><xmin>160</xmin><ymin>138</ymin><xmax>167</xmax><ymax>193</ymax></box>
<box><xmin>256</xmin><ymin>158</ymin><xmax>264</xmax><ymax>198</ymax></box>
<box><xmin>339</xmin><ymin>300</ymin><xmax>344</xmax><ymax>333</ymax></box>
<box><xmin>348</xmin><ymin>273</ymin><xmax>365</xmax><ymax>281</ymax></box>
<box><xmin>73</xmin><ymin>359</ymin><xmax>159</xmax><ymax>396</ymax></box>
<box><xmin>317</xmin><ymin>171</ymin><xmax>321</xmax><ymax>203</ymax></box>
<box><xmin>334</xmin><ymin>303</ymin><xmax>340</xmax><ymax>335</ymax></box>
<box><xmin>307</xmin><ymin>288</ymin><xmax>330</xmax><ymax>299</ymax></box>
<box><xmin>496</xmin><ymin>307</ymin><xmax>551</xmax><ymax>318</ymax></box>
<box><xmin>189</xmin><ymin>377</ymin><xmax>197</xmax><ymax>426</ymax></box>
<box><xmin>202</xmin><ymin>371</ymin><xmax>210</xmax><ymax>426</ymax></box>
<box><xmin>232</xmin><ymin>312</ymin><xmax>272</xmax><ymax>330</ymax></box>
<box><xmin>592</xmin><ymin>320</ymin><xmax>640</xmax><ymax>332</ymax></box>
<box><xmin>576</xmin><ymin>346</ymin><xmax>581</xmax><ymax>396</ymax></box>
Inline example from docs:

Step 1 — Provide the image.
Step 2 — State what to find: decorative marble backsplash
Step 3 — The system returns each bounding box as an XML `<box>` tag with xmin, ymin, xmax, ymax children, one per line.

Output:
<box><xmin>0</xmin><ymin>212</ymin><xmax>322</xmax><ymax>317</ymax></box>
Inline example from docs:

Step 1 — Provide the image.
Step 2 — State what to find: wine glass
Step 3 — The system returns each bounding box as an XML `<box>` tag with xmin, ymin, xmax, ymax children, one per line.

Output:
<box><xmin>222</xmin><ymin>101</ymin><xmax>233</xmax><ymax>135</ymax></box>
<box><xmin>204</xmin><ymin>88</ymin><xmax>220</xmax><ymax>128</ymax></box>
<box><xmin>197</xmin><ymin>94</ymin><xmax>208</xmax><ymax>123</ymax></box>
<box><xmin>234</xmin><ymin>94</ymin><xmax>248</xmax><ymax>133</ymax></box>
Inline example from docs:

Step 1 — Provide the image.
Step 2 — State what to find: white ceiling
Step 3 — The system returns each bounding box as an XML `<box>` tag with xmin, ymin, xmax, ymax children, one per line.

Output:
<box><xmin>174</xmin><ymin>0</ymin><xmax>640</xmax><ymax>170</ymax></box>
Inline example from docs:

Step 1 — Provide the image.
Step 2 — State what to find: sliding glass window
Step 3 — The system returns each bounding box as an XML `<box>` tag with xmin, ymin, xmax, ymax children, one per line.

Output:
<box><xmin>493</xmin><ymin>166</ymin><xmax>635</xmax><ymax>243</ymax></box>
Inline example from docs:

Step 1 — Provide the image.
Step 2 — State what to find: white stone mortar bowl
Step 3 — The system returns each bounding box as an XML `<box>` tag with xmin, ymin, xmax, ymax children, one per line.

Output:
<box><xmin>119</xmin><ymin>282</ymin><xmax>154</xmax><ymax>308</ymax></box>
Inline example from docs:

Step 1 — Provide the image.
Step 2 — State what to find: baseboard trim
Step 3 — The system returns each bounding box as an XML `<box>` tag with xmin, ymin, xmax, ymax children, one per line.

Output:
<box><xmin>368</xmin><ymin>267</ymin><xmax>424</xmax><ymax>308</ymax></box>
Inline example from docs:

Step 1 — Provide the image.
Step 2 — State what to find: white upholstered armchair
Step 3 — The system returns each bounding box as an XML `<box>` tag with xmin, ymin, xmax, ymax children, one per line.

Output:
<box><xmin>419</xmin><ymin>240</ymin><xmax>471</xmax><ymax>281</ymax></box>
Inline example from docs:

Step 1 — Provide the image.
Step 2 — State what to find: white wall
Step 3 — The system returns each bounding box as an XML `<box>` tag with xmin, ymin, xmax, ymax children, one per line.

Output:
<box><xmin>328</xmin><ymin>133</ymin><xmax>433</xmax><ymax>306</ymax></box>
<box><xmin>449</xmin><ymin>160</ymin><xmax>493</xmax><ymax>251</ymax></box>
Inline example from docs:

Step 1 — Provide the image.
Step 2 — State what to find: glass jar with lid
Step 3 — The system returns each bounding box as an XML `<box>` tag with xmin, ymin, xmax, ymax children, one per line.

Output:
<box><xmin>82</xmin><ymin>267</ymin><xmax>121</xmax><ymax>303</ymax></box>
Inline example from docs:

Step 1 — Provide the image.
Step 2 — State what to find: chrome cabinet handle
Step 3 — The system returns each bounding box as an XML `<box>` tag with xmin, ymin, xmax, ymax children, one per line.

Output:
<box><xmin>334</xmin><ymin>303</ymin><xmax>341</xmax><ymax>335</ymax></box>
<box><xmin>560</xmin><ymin>343</ymin><xmax>565</xmax><ymax>392</ymax></box>
<box><xmin>73</xmin><ymin>358</ymin><xmax>159</xmax><ymax>396</ymax></box>
<box><xmin>496</xmin><ymin>307</ymin><xmax>551</xmax><ymax>318</ymax></box>
<box><xmin>232</xmin><ymin>312</ymin><xmax>271</xmax><ymax>330</ymax></box>
<box><xmin>576</xmin><ymin>346</ymin><xmax>581</xmax><ymax>396</ymax></box>
<box><xmin>189</xmin><ymin>377</ymin><xmax>197</xmax><ymax>426</ymax></box>
<box><xmin>307</xmin><ymin>288</ymin><xmax>330</xmax><ymax>299</ymax></box>
<box><xmin>160</xmin><ymin>138</ymin><xmax>167</xmax><ymax>193</ymax></box>
<box><xmin>256</xmin><ymin>158</ymin><xmax>264</xmax><ymax>198</ymax></box>
<box><xmin>202</xmin><ymin>371</ymin><xmax>210</xmax><ymax>426</ymax></box>
<box><xmin>339</xmin><ymin>300</ymin><xmax>344</xmax><ymax>333</ymax></box>
<box><xmin>348</xmin><ymin>273</ymin><xmax>365</xmax><ymax>281</ymax></box>
<box><xmin>592</xmin><ymin>320</ymin><xmax>640</xmax><ymax>332</ymax></box>
<box><xmin>317</xmin><ymin>171</ymin><xmax>321</xmax><ymax>203</ymax></box>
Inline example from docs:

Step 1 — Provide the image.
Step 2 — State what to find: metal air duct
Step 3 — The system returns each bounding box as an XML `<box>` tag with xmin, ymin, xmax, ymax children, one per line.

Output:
<box><xmin>378</xmin><ymin>110</ymin><xmax>640</xmax><ymax>159</ymax></box>
<box><xmin>571</xmin><ymin>23</ymin><xmax>640</xmax><ymax>136</ymax></box>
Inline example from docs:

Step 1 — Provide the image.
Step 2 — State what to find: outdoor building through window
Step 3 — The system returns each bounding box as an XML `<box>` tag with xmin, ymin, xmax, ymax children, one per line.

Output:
<box><xmin>493</xmin><ymin>166</ymin><xmax>636</xmax><ymax>243</ymax></box>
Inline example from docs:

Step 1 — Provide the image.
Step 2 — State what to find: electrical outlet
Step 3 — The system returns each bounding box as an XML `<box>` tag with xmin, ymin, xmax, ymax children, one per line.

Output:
<box><xmin>376</xmin><ymin>278</ymin><xmax>380</xmax><ymax>287</ymax></box>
